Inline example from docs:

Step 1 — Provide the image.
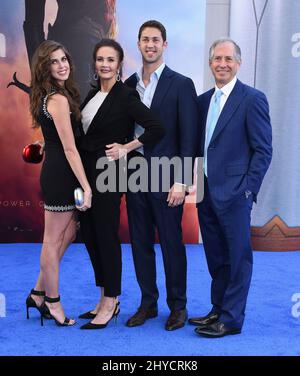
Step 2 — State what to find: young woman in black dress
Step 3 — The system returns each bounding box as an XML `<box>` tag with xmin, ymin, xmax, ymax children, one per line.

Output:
<box><xmin>26</xmin><ymin>40</ymin><xmax>92</xmax><ymax>326</ymax></box>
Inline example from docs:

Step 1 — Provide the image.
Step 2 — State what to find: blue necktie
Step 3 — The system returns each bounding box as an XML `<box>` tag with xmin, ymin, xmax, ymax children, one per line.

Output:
<box><xmin>204</xmin><ymin>90</ymin><xmax>223</xmax><ymax>176</ymax></box>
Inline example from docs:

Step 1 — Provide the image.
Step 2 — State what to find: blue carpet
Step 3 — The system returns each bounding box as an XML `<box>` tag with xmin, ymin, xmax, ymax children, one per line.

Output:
<box><xmin>0</xmin><ymin>243</ymin><xmax>299</xmax><ymax>356</ymax></box>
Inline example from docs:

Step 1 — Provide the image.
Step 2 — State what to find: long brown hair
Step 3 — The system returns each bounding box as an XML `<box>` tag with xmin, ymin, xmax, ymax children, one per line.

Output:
<box><xmin>30</xmin><ymin>40</ymin><xmax>81</xmax><ymax>128</ymax></box>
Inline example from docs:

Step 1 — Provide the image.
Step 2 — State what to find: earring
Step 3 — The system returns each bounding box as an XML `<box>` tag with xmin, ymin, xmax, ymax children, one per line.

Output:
<box><xmin>93</xmin><ymin>72</ymin><xmax>99</xmax><ymax>81</ymax></box>
<box><xmin>116</xmin><ymin>71</ymin><xmax>121</xmax><ymax>82</ymax></box>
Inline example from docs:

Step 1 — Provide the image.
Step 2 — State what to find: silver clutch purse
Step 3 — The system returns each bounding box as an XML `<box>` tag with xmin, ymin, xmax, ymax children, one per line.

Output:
<box><xmin>74</xmin><ymin>187</ymin><xmax>84</xmax><ymax>206</ymax></box>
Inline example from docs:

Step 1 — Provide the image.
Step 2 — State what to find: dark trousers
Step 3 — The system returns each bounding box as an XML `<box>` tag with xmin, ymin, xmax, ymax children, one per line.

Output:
<box><xmin>197</xmin><ymin>177</ymin><xmax>253</xmax><ymax>329</ymax></box>
<box><xmin>80</xmin><ymin>150</ymin><xmax>122</xmax><ymax>297</ymax></box>
<box><xmin>126</xmin><ymin>191</ymin><xmax>187</xmax><ymax>312</ymax></box>
<box><xmin>80</xmin><ymin>191</ymin><xmax>122</xmax><ymax>297</ymax></box>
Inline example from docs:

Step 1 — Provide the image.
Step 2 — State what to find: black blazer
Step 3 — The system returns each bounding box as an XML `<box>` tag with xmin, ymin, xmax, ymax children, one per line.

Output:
<box><xmin>78</xmin><ymin>80</ymin><xmax>164</xmax><ymax>154</ymax></box>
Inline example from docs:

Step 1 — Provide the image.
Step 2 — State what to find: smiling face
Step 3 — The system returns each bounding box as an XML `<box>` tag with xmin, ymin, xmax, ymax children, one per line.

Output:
<box><xmin>95</xmin><ymin>46</ymin><xmax>121</xmax><ymax>84</ymax></box>
<box><xmin>138</xmin><ymin>27</ymin><xmax>167</xmax><ymax>67</ymax></box>
<box><xmin>49</xmin><ymin>48</ymin><xmax>70</xmax><ymax>86</ymax></box>
<box><xmin>209</xmin><ymin>42</ymin><xmax>241</xmax><ymax>88</ymax></box>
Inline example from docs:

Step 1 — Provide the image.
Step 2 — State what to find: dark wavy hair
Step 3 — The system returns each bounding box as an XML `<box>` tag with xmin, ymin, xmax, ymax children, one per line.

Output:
<box><xmin>92</xmin><ymin>38</ymin><xmax>124</xmax><ymax>85</ymax></box>
<box><xmin>30</xmin><ymin>40</ymin><xmax>81</xmax><ymax>128</ymax></box>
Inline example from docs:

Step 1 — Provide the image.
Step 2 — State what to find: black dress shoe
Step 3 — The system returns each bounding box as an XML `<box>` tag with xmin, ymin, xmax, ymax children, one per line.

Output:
<box><xmin>80</xmin><ymin>302</ymin><xmax>120</xmax><ymax>330</ymax></box>
<box><xmin>126</xmin><ymin>307</ymin><xmax>158</xmax><ymax>327</ymax></box>
<box><xmin>195</xmin><ymin>321</ymin><xmax>241</xmax><ymax>338</ymax></box>
<box><xmin>188</xmin><ymin>312</ymin><xmax>219</xmax><ymax>326</ymax></box>
<box><xmin>78</xmin><ymin>310</ymin><xmax>97</xmax><ymax>319</ymax></box>
<box><xmin>165</xmin><ymin>309</ymin><xmax>187</xmax><ymax>331</ymax></box>
<box><xmin>79</xmin><ymin>302</ymin><xmax>120</xmax><ymax>319</ymax></box>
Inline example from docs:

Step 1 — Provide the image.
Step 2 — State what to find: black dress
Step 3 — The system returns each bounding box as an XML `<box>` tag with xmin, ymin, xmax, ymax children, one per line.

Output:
<box><xmin>39</xmin><ymin>93</ymin><xmax>78</xmax><ymax>212</ymax></box>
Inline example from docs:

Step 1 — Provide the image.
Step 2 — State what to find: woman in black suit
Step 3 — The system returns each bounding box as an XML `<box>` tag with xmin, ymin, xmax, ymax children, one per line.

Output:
<box><xmin>79</xmin><ymin>39</ymin><xmax>164</xmax><ymax>329</ymax></box>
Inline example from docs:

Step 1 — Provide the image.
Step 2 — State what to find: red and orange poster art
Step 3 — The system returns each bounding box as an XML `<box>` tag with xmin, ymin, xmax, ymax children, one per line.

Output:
<box><xmin>0</xmin><ymin>0</ymin><xmax>201</xmax><ymax>243</ymax></box>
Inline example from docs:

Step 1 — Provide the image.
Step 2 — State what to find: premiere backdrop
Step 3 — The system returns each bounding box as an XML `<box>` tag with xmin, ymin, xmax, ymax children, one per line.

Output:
<box><xmin>0</xmin><ymin>0</ymin><xmax>205</xmax><ymax>242</ymax></box>
<box><xmin>230</xmin><ymin>0</ymin><xmax>300</xmax><ymax>250</ymax></box>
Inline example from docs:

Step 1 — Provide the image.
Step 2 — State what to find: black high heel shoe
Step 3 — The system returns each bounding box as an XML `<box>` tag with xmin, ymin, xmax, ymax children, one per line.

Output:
<box><xmin>26</xmin><ymin>289</ymin><xmax>51</xmax><ymax>320</ymax></box>
<box><xmin>79</xmin><ymin>301</ymin><xmax>120</xmax><ymax>320</ymax></box>
<box><xmin>40</xmin><ymin>296</ymin><xmax>76</xmax><ymax>327</ymax></box>
<box><xmin>78</xmin><ymin>310</ymin><xmax>97</xmax><ymax>319</ymax></box>
<box><xmin>80</xmin><ymin>301</ymin><xmax>120</xmax><ymax>330</ymax></box>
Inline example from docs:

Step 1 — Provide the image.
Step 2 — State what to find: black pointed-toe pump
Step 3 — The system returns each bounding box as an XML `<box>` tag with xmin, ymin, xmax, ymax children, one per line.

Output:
<box><xmin>78</xmin><ymin>310</ymin><xmax>97</xmax><ymax>319</ymax></box>
<box><xmin>80</xmin><ymin>302</ymin><xmax>120</xmax><ymax>330</ymax></box>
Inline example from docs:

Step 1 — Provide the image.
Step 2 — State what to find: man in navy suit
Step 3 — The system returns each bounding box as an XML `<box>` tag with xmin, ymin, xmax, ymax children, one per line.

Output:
<box><xmin>125</xmin><ymin>20</ymin><xmax>198</xmax><ymax>330</ymax></box>
<box><xmin>189</xmin><ymin>38</ymin><xmax>272</xmax><ymax>337</ymax></box>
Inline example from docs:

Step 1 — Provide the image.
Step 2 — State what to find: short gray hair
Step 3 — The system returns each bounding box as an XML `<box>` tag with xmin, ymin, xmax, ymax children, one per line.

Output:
<box><xmin>209</xmin><ymin>38</ymin><xmax>242</xmax><ymax>62</ymax></box>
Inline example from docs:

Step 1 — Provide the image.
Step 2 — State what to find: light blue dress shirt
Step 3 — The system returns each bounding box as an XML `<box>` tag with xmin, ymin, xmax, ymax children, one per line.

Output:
<box><xmin>134</xmin><ymin>63</ymin><xmax>165</xmax><ymax>154</ymax></box>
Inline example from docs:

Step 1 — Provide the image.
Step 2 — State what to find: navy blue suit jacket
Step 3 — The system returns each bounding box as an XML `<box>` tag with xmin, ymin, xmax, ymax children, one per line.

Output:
<box><xmin>198</xmin><ymin>79</ymin><xmax>272</xmax><ymax>209</ymax></box>
<box><xmin>126</xmin><ymin>66</ymin><xmax>199</xmax><ymax>197</ymax></box>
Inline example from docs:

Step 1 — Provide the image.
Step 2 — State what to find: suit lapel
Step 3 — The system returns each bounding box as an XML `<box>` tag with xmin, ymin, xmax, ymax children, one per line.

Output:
<box><xmin>125</xmin><ymin>74</ymin><xmax>138</xmax><ymax>89</ymax></box>
<box><xmin>150</xmin><ymin>66</ymin><xmax>174</xmax><ymax>111</ymax></box>
<box><xmin>85</xmin><ymin>81</ymin><xmax>122</xmax><ymax>135</ymax></box>
<box><xmin>210</xmin><ymin>80</ymin><xmax>246</xmax><ymax>144</ymax></box>
<box><xmin>125</xmin><ymin>66</ymin><xmax>173</xmax><ymax>111</ymax></box>
<box><xmin>80</xmin><ymin>88</ymin><xmax>98</xmax><ymax>111</ymax></box>
<box><xmin>78</xmin><ymin>88</ymin><xmax>97</xmax><ymax>136</ymax></box>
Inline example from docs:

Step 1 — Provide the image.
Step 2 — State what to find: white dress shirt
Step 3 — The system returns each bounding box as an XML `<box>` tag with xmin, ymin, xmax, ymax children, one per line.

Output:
<box><xmin>215</xmin><ymin>76</ymin><xmax>237</xmax><ymax>113</ymax></box>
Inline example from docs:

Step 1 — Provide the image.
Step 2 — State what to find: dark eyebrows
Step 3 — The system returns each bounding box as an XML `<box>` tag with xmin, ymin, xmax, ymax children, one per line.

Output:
<box><xmin>50</xmin><ymin>55</ymin><xmax>67</xmax><ymax>62</ymax></box>
<box><xmin>141</xmin><ymin>36</ymin><xmax>161</xmax><ymax>40</ymax></box>
<box><xmin>96</xmin><ymin>55</ymin><xmax>116</xmax><ymax>59</ymax></box>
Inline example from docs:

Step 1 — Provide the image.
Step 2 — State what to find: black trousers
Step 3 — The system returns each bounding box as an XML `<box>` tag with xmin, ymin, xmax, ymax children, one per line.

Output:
<box><xmin>80</xmin><ymin>150</ymin><xmax>122</xmax><ymax>297</ymax></box>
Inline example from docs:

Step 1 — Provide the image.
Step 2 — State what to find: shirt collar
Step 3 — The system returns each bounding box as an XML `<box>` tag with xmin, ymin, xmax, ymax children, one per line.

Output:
<box><xmin>215</xmin><ymin>76</ymin><xmax>237</xmax><ymax>97</ymax></box>
<box><xmin>136</xmin><ymin>62</ymin><xmax>166</xmax><ymax>83</ymax></box>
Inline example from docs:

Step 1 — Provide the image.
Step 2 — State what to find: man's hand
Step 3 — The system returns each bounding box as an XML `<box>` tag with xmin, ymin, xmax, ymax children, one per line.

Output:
<box><xmin>167</xmin><ymin>183</ymin><xmax>186</xmax><ymax>207</ymax></box>
<box><xmin>105</xmin><ymin>143</ymin><xmax>128</xmax><ymax>161</ymax></box>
